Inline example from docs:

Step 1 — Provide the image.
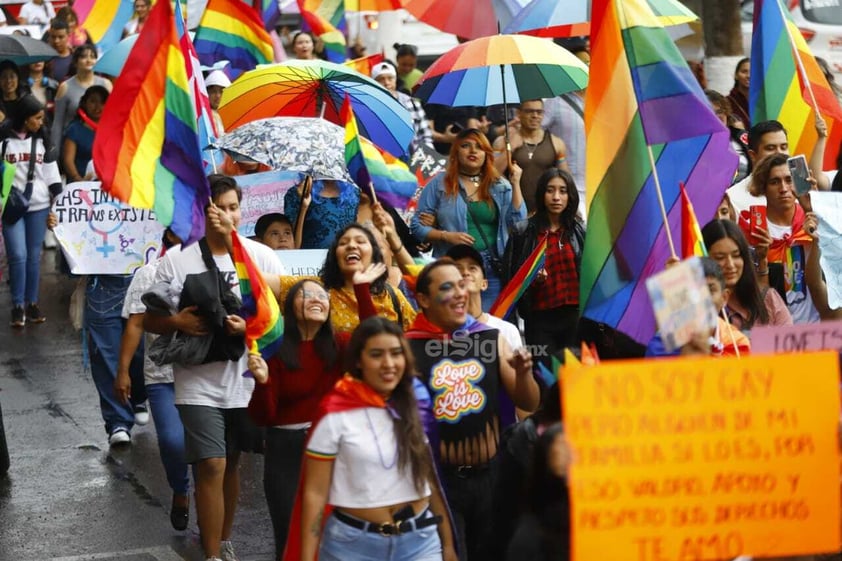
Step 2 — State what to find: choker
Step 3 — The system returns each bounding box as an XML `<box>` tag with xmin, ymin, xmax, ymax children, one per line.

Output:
<box><xmin>459</xmin><ymin>173</ymin><xmax>480</xmax><ymax>185</ymax></box>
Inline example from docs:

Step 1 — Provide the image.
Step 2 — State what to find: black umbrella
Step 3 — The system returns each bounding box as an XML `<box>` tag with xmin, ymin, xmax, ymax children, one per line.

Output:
<box><xmin>0</xmin><ymin>34</ymin><xmax>58</xmax><ymax>65</ymax></box>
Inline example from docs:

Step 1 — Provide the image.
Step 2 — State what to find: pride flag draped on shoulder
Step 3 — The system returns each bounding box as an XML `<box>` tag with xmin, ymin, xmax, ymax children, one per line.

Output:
<box><xmin>581</xmin><ymin>0</ymin><xmax>737</xmax><ymax>345</ymax></box>
<box><xmin>749</xmin><ymin>0</ymin><xmax>842</xmax><ymax>170</ymax></box>
<box><xmin>93</xmin><ymin>0</ymin><xmax>209</xmax><ymax>245</ymax></box>
<box><xmin>194</xmin><ymin>0</ymin><xmax>274</xmax><ymax>78</ymax></box>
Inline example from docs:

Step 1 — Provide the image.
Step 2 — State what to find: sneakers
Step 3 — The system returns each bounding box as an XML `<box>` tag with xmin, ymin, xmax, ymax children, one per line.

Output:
<box><xmin>220</xmin><ymin>541</ymin><xmax>238</xmax><ymax>561</ymax></box>
<box><xmin>108</xmin><ymin>428</ymin><xmax>131</xmax><ymax>447</ymax></box>
<box><xmin>170</xmin><ymin>493</ymin><xmax>189</xmax><ymax>531</ymax></box>
<box><xmin>26</xmin><ymin>303</ymin><xmax>45</xmax><ymax>324</ymax></box>
<box><xmin>134</xmin><ymin>404</ymin><xmax>150</xmax><ymax>426</ymax></box>
<box><xmin>10</xmin><ymin>307</ymin><xmax>24</xmax><ymax>328</ymax></box>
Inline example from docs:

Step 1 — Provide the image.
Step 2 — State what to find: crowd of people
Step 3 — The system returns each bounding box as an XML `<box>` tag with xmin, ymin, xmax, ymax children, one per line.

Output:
<box><xmin>2</xmin><ymin>7</ymin><xmax>842</xmax><ymax>561</ymax></box>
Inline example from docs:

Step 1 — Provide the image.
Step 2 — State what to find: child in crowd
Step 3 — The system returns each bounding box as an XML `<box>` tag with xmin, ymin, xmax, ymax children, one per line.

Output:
<box><xmin>254</xmin><ymin>213</ymin><xmax>295</xmax><ymax>251</ymax></box>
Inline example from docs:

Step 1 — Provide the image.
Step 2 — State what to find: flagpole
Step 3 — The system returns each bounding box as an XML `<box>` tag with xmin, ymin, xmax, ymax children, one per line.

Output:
<box><xmin>646</xmin><ymin>144</ymin><xmax>678</xmax><ymax>260</ymax></box>
<box><xmin>776</xmin><ymin>0</ymin><xmax>820</xmax><ymax>112</ymax></box>
<box><xmin>720</xmin><ymin>307</ymin><xmax>741</xmax><ymax>359</ymax></box>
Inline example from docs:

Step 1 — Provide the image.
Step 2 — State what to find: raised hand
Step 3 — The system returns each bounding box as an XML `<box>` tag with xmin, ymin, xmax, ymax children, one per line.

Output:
<box><xmin>353</xmin><ymin>262</ymin><xmax>388</xmax><ymax>285</ymax></box>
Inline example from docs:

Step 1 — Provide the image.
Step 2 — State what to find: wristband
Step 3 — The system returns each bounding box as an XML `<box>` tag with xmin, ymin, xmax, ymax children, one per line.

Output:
<box><xmin>756</xmin><ymin>269</ymin><xmax>769</xmax><ymax>276</ymax></box>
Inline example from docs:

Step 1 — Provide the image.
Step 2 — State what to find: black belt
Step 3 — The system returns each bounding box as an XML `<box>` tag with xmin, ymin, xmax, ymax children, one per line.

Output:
<box><xmin>333</xmin><ymin>509</ymin><xmax>442</xmax><ymax>536</ymax></box>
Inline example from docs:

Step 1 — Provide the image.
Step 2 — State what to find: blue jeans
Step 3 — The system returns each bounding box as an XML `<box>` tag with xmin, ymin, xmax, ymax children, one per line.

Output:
<box><xmin>2</xmin><ymin>207</ymin><xmax>49</xmax><ymax>306</ymax></box>
<box><xmin>319</xmin><ymin>511</ymin><xmax>443</xmax><ymax>561</ymax></box>
<box><xmin>479</xmin><ymin>250</ymin><xmax>502</xmax><ymax>312</ymax></box>
<box><xmin>85</xmin><ymin>275</ymin><xmax>146</xmax><ymax>435</ymax></box>
<box><xmin>147</xmin><ymin>382</ymin><xmax>189</xmax><ymax>496</ymax></box>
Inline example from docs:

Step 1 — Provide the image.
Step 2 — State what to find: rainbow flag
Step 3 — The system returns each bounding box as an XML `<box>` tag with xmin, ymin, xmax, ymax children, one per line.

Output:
<box><xmin>298</xmin><ymin>0</ymin><xmax>347</xmax><ymax>63</ymax></box>
<box><xmin>75</xmin><ymin>0</ymin><xmax>135</xmax><ymax>52</ymax></box>
<box><xmin>232</xmin><ymin>231</ymin><xmax>283</xmax><ymax>359</ymax></box>
<box><xmin>92</xmin><ymin>0</ymin><xmax>209</xmax><ymax>245</ymax></box>
<box><xmin>489</xmin><ymin>238</ymin><xmax>547</xmax><ymax>319</ymax></box>
<box><xmin>253</xmin><ymin>0</ymin><xmax>281</xmax><ymax>30</ymax></box>
<box><xmin>581</xmin><ymin>0</ymin><xmax>737</xmax><ymax>345</ymax></box>
<box><xmin>345</xmin><ymin>53</ymin><xmax>385</xmax><ymax>77</ymax></box>
<box><xmin>680</xmin><ymin>182</ymin><xmax>707</xmax><ymax>259</ymax></box>
<box><xmin>342</xmin><ymin>95</ymin><xmax>373</xmax><ymax>194</ymax></box>
<box><xmin>750</xmin><ymin>0</ymin><xmax>842</xmax><ymax>170</ymax></box>
<box><xmin>194</xmin><ymin>0</ymin><xmax>274</xmax><ymax>78</ymax></box>
<box><xmin>536</xmin><ymin>354</ymin><xmax>563</xmax><ymax>387</ymax></box>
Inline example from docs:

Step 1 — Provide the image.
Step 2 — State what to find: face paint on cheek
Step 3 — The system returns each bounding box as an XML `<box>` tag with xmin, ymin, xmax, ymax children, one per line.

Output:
<box><xmin>435</xmin><ymin>282</ymin><xmax>455</xmax><ymax>305</ymax></box>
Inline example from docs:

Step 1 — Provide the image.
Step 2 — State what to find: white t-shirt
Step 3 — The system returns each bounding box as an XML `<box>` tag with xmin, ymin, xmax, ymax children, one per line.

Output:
<box><xmin>19</xmin><ymin>1</ymin><xmax>55</xmax><ymax>25</ymax></box>
<box><xmin>726</xmin><ymin>175</ymin><xmax>766</xmax><ymax>217</ymax></box>
<box><xmin>481</xmin><ymin>314</ymin><xmax>523</xmax><ymax>351</ymax></box>
<box><xmin>767</xmin><ymin>221</ymin><xmax>819</xmax><ymax>325</ymax></box>
<box><xmin>122</xmin><ymin>261</ymin><xmax>174</xmax><ymax>386</ymax></box>
<box><xmin>2</xmin><ymin>135</ymin><xmax>61</xmax><ymax>212</ymax></box>
<box><xmin>307</xmin><ymin>407</ymin><xmax>431</xmax><ymax>508</ymax></box>
<box><xmin>154</xmin><ymin>237</ymin><xmax>285</xmax><ymax>408</ymax></box>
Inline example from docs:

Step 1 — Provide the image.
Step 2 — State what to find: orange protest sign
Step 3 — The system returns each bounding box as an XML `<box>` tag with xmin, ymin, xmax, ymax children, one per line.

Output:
<box><xmin>562</xmin><ymin>351</ymin><xmax>841</xmax><ymax>561</ymax></box>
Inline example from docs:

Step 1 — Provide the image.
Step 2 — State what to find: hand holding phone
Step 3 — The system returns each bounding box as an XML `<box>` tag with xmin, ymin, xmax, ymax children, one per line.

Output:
<box><xmin>749</xmin><ymin>205</ymin><xmax>767</xmax><ymax>245</ymax></box>
<box><xmin>787</xmin><ymin>154</ymin><xmax>812</xmax><ymax>195</ymax></box>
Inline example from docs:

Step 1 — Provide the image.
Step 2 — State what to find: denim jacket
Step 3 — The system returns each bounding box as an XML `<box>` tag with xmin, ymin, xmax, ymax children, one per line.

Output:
<box><xmin>409</xmin><ymin>173</ymin><xmax>527</xmax><ymax>257</ymax></box>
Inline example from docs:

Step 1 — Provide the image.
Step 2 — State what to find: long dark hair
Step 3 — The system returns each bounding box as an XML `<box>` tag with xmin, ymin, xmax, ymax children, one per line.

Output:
<box><xmin>702</xmin><ymin>219</ymin><xmax>769</xmax><ymax>327</ymax></box>
<box><xmin>523</xmin><ymin>422</ymin><xmax>570</xmax><ymax>561</ymax></box>
<box><xmin>275</xmin><ymin>279</ymin><xmax>338</xmax><ymax>370</ymax></box>
<box><xmin>320</xmin><ymin>223</ymin><xmax>388</xmax><ymax>293</ymax></box>
<box><xmin>533</xmin><ymin>168</ymin><xmax>581</xmax><ymax>237</ymax></box>
<box><xmin>69</xmin><ymin>44</ymin><xmax>97</xmax><ymax>77</ymax></box>
<box><xmin>346</xmin><ymin>317</ymin><xmax>433</xmax><ymax>493</ymax></box>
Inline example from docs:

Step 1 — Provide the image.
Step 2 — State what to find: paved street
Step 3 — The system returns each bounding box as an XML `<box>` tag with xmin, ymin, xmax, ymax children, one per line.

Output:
<box><xmin>0</xmin><ymin>253</ymin><xmax>275</xmax><ymax>561</ymax></box>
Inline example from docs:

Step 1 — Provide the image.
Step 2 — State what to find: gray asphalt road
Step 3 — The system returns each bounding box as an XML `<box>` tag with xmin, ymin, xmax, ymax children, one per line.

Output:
<box><xmin>0</xmin><ymin>253</ymin><xmax>274</xmax><ymax>561</ymax></box>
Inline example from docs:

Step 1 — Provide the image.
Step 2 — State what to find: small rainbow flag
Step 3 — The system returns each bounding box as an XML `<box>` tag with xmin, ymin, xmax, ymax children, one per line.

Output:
<box><xmin>490</xmin><ymin>237</ymin><xmax>547</xmax><ymax>319</ymax></box>
<box><xmin>345</xmin><ymin>53</ymin><xmax>385</xmax><ymax>77</ymax></box>
<box><xmin>194</xmin><ymin>0</ymin><xmax>274</xmax><ymax>78</ymax></box>
<box><xmin>92</xmin><ymin>0</ymin><xmax>209</xmax><ymax>245</ymax></box>
<box><xmin>298</xmin><ymin>0</ymin><xmax>347</xmax><ymax>63</ymax></box>
<box><xmin>342</xmin><ymin>94</ymin><xmax>373</xmax><ymax>195</ymax></box>
<box><xmin>750</xmin><ymin>0</ymin><xmax>842</xmax><ymax>170</ymax></box>
<box><xmin>232</xmin><ymin>231</ymin><xmax>284</xmax><ymax>359</ymax></box>
<box><xmin>680</xmin><ymin>182</ymin><xmax>707</xmax><ymax>259</ymax></box>
<box><xmin>75</xmin><ymin>0</ymin><xmax>135</xmax><ymax>52</ymax></box>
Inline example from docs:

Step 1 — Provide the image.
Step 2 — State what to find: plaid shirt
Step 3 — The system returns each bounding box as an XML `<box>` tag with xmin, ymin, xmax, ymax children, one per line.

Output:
<box><xmin>532</xmin><ymin>229</ymin><xmax>579</xmax><ymax>310</ymax></box>
<box><xmin>397</xmin><ymin>91</ymin><xmax>434</xmax><ymax>151</ymax></box>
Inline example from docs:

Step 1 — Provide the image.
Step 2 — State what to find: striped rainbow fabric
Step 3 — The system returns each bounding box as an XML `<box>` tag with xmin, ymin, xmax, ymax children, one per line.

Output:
<box><xmin>342</xmin><ymin>94</ymin><xmax>374</xmax><ymax>194</ymax></box>
<box><xmin>175</xmin><ymin>0</ymin><xmax>219</xmax><ymax>146</ymax></box>
<box><xmin>581</xmin><ymin>0</ymin><xmax>737</xmax><ymax>345</ymax></box>
<box><xmin>298</xmin><ymin>0</ymin><xmax>347</xmax><ymax>63</ymax></box>
<box><xmin>750</xmin><ymin>0</ymin><xmax>842</xmax><ymax>170</ymax></box>
<box><xmin>194</xmin><ymin>0</ymin><xmax>274</xmax><ymax>78</ymax></box>
<box><xmin>75</xmin><ymin>0</ymin><xmax>135</xmax><ymax>52</ymax></box>
<box><xmin>489</xmin><ymin>238</ymin><xmax>547</xmax><ymax>319</ymax></box>
<box><xmin>232</xmin><ymin>231</ymin><xmax>283</xmax><ymax>359</ymax></box>
<box><xmin>252</xmin><ymin>0</ymin><xmax>281</xmax><ymax>29</ymax></box>
<box><xmin>680</xmin><ymin>182</ymin><xmax>707</xmax><ymax>259</ymax></box>
<box><xmin>92</xmin><ymin>0</ymin><xmax>209</xmax><ymax>245</ymax></box>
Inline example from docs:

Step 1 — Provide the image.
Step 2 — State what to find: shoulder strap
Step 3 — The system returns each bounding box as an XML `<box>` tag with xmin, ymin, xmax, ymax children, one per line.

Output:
<box><xmin>458</xmin><ymin>187</ymin><xmax>498</xmax><ymax>257</ymax></box>
<box><xmin>198</xmin><ymin>238</ymin><xmax>218</xmax><ymax>272</ymax></box>
<box><xmin>385</xmin><ymin>283</ymin><xmax>405</xmax><ymax>328</ymax></box>
<box><xmin>560</xmin><ymin>93</ymin><xmax>584</xmax><ymax>119</ymax></box>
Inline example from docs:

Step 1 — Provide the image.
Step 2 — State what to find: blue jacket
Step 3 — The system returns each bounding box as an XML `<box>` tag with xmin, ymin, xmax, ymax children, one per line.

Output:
<box><xmin>410</xmin><ymin>173</ymin><xmax>527</xmax><ymax>257</ymax></box>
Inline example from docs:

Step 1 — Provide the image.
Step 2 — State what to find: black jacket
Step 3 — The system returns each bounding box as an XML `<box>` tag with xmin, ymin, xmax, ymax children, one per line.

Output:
<box><xmin>502</xmin><ymin>217</ymin><xmax>585</xmax><ymax>318</ymax></box>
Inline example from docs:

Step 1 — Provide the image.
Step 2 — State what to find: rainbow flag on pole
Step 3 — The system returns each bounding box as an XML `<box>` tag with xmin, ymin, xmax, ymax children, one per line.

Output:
<box><xmin>194</xmin><ymin>0</ymin><xmax>274</xmax><ymax>78</ymax></box>
<box><xmin>175</xmin><ymin>0</ymin><xmax>219</xmax><ymax>146</ymax></box>
<box><xmin>750</xmin><ymin>0</ymin><xmax>842</xmax><ymax>170</ymax></box>
<box><xmin>581</xmin><ymin>0</ymin><xmax>737</xmax><ymax>345</ymax></box>
<box><xmin>93</xmin><ymin>0</ymin><xmax>210</xmax><ymax>245</ymax></box>
<box><xmin>680</xmin><ymin>182</ymin><xmax>707</xmax><ymax>259</ymax></box>
<box><xmin>489</xmin><ymin>238</ymin><xmax>547</xmax><ymax>319</ymax></box>
<box><xmin>298</xmin><ymin>0</ymin><xmax>347</xmax><ymax>63</ymax></box>
<box><xmin>342</xmin><ymin>95</ymin><xmax>373</xmax><ymax>196</ymax></box>
<box><xmin>232</xmin><ymin>231</ymin><xmax>284</xmax><ymax>359</ymax></box>
<box><xmin>75</xmin><ymin>0</ymin><xmax>135</xmax><ymax>52</ymax></box>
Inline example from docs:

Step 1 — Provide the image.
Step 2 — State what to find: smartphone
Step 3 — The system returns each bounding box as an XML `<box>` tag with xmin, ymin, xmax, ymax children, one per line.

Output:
<box><xmin>749</xmin><ymin>205</ymin><xmax>767</xmax><ymax>244</ymax></box>
<box><xmin>787</xmin><ymin>154</ymin><xmax>811</xmax><ymax>195</ymax></box>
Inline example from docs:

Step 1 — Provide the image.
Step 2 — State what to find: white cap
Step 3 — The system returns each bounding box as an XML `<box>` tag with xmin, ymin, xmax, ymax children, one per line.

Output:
<box><xmin>371</xmin><ymin>62</ymin><xmax>396</xmax><ymax>80</ymax></box>
<box><xmin>205</xmin><ymin>70</ymin><xmax>232</xmax><ymax>89</ymax></box>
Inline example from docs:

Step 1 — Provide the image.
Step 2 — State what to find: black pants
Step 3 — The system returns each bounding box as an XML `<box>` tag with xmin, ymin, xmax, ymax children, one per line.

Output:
<box><xmin>524</xmin><ymin>306</ymin><xmax>579</xmax><ymax>370</ymax></box>
<box><xmin>441</xmin><ymin>459</ymin><xmax>499</xmax><ymax>561</ymax></box>
<box><xmin>264</xmin><ymin>427</ymin><xmax>307</xmax><ymax>560</ymax></box>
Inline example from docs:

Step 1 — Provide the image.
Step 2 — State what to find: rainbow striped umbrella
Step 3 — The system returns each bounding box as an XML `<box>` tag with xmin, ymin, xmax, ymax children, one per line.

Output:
<box><xmin>403</xmin><ymin>0</ymin><xmax>530</xmax><ymax>40</ymax></box>
<box><xmin>414</xmin><ymin>34</ymin><xmax>589</xmax><ymax>107</ymax></box>
<box><xmin>219</xmin><ymin>59</ymin><xmax>414</xmax><ymax>158</ymax></box>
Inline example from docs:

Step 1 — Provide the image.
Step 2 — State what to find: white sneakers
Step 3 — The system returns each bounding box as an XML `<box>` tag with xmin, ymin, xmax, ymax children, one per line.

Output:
<box><xmin>108</xmin><ymin>428</ymin><xmax>130</xmax><ymax>447</ymax></box>
<box><xmin>220</xmin><ymin>541</ymin><xmax>238</xmax><ymax>561</ymax></box>
<box><xmin>133</xmin><ymin>404</ymin><xmax>150</xmax><ymax>426</ymax></box>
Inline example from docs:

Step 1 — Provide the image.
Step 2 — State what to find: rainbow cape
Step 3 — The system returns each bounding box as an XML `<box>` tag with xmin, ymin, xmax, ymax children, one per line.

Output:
<box><xmin>298</xmin><ymin>0</ymin><xmax>347</xmax><ymax>63</ymax></box>
<box><xmin>489</xmin><ymin>237</ymin><xmax>547</xmax><ymax>319</ymax></box>
<box><xmin>232</xmin><ymin>231</ymin><xmax>283</xmax><ymax>359</ymax></box>
<box><xmin>581</xmin><ymin>0</ymin><xmax>737</xmax><ymax>345</ymax></box>
<box><xmin>93</xmin><ymin>0</ymin><xmax>209</xmax><ymax>245</ymax></box>
<box><xmin>194</xmin><ymin>0</ymin><xmax>274</xmax><ymax>78</ymax></box>
<box><xmin>75</xmin><ymin>0</ymin><xmax>135</xmax><ymax>52</ymax></box>
<box><xmin>750</xmin><ymin>0</ymin><xmax>842</xmax><ymax>170</ymax></box>
<box><xmin>680</xmin><ymin>182</ymin><xmax>707</xmax><ymax>259</ymax></box>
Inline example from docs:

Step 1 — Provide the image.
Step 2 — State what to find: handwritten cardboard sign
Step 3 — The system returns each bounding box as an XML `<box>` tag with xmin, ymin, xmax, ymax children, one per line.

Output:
<box><xmin>751</xmin><ymin>320</ymin><xmax>842</xmax><ymax>354</ymax></box>
<box><xmin>235</xmin><ymin>170</ymin><xmax>299</xmax><ymax>237</ymax></box>
<box><xmin>275</xmin><ymin>249</ymin><xmax>327</xmax><ymax>277</ymax></box>
<box><xmin>52</xmin><ymin>182</ymin><xmax>163</xmax><ymax>275</ymax></box>
<box><xmin>562</xmin><ymin>352</ymin><xmax>841</xmax><ymax>561</ymax></box>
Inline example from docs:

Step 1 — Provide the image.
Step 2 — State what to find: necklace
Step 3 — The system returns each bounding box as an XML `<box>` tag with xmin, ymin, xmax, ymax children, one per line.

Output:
<box><xmin>365</xmin><ymin>409</ymin><xmax>398</xmax><ymax>469</ymax></box>
<box><xmin>459</xmin><ymin>172</ymin><xmax>480</xmax><ymax>185</ymax></box>
<box><xmin>521</xmin><ymin>131</ymin><xmax>543</xmax><ymax>160</ymax></box>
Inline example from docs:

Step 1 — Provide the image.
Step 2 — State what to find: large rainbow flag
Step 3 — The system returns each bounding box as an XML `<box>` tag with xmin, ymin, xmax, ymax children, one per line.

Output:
<box><xmin>581</xmin><ymin>0</ymin><xmax>737</xmax><ymax>345</ymax></box>
<box><xmin>750</xmin><ymin>0</ymin><xmax>842</xmax><ymax>170</ymax></box>
<box><xmin>253</xmin><ymin>0</ymin><xmax>281</xmax><ymax>30</ymax></box>
<box><xmin>298</xmin><ymin>0</ymin><xmax>347</xmax><ymax>63</ymax></box>
<box><xmin>75</xmin><ymin>0</ymin><xmax>135</xmax><ymax>52</ymax></box>
<box><xmin>232</xmin><ymin>231</ymin><xmax>283</xmax><ymax>359</ymax></box>
<box><xmin>489</xmin><ymin>238</ymin><xmax>547</xmax><ymax>319</ymax></box>
<box><xmin>194</xmin><ymin>0</ymin><xmax>274</xmax><ymax>78</ymax></box>
<box><xmin>175</xmin><ymin>0</ymin><xmax>219</xmax><ymax>147</ymax></box>
<box><xmin>93</xmin><ymin>0</ymin><xmax>209</xmax><ymax>245</ymax></box>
